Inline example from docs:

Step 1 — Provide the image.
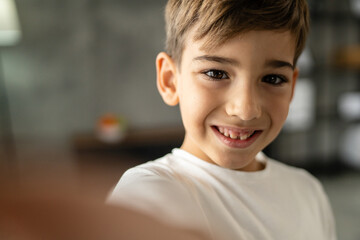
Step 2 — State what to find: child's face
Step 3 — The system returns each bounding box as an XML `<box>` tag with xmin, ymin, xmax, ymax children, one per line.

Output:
<box><xmin>157</xmin><ymin>30</ymin><xmax>298</xmax><ymax>171</ymax></box>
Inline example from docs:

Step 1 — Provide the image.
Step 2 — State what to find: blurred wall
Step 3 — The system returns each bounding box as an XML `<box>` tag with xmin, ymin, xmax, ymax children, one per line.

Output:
<box><xmin>2</xmin><ymin>0</ymin><xmax>181</xmax><ymax>141</ymax></box>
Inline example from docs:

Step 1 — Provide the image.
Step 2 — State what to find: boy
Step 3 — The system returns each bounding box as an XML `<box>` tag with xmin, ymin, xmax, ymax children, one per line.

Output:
<box><xmin>108</xmin><ymin>0</ymin><xmax>337</xmax><ymax>239</ymax></box>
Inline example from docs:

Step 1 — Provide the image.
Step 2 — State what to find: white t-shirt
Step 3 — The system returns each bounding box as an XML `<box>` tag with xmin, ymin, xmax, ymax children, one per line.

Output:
<box><xmin>108</xmin><ymin>149</ymin><xmax>337</xmax><ymax>240</ymax></box>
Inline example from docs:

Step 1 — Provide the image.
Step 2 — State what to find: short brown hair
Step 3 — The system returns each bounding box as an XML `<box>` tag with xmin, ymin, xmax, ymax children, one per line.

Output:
<box><xmin>165</xmin><ymin>0</ymin><xmax>310</xmax><ymax>65</ymax></box>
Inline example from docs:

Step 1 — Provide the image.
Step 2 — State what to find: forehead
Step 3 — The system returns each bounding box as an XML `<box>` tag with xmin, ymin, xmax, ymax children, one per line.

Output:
<box><xmin>182</xmin><ymin>30</ymin><xmax>296</xmax><ymax>67</ymax></box>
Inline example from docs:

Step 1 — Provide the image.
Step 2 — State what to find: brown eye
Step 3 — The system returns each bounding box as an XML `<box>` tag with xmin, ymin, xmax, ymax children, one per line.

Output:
<box><xmin>262</xmin><ymin>74</ymin><xmax>287</xmax><ymax>85</ymax></box>
<box><xmin>204</xmin><ymin>70</ymin><xmax>229</xmax><ymax>80</ymax></box>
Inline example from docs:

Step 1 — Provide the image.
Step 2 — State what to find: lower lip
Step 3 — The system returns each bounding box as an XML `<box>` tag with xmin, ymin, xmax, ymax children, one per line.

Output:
<box><xmin>211</xmin><ymin>126</ymin><xmax>262</xmax><ymax>149</ymax></box>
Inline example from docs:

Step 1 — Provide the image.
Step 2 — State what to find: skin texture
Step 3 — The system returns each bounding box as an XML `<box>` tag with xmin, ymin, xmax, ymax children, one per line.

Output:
<box><xmin>157</xmin><ymin>30</ymin><xmax>298</xmax><ymax>172</ymax></box>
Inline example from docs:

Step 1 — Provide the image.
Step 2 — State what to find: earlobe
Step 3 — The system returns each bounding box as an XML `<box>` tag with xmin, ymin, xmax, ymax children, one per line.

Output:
<box><xmin>156</xmin><ymin>52</ymin><xmax>179</xmax><ymax>106</ymax></box>
<box><xmin>290</xmin><ymin>68</ymin><xmax>299</xmax><ymax>101</ymax></box>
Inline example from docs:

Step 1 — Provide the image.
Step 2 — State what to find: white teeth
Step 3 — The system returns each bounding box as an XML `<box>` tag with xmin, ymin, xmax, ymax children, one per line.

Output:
<box><xmin>230</xmin><ymin>132</ymin><xmax>237</xmax><ymax>139</ymax></box>
<box><xmin>217</xmin><ymin>126</ymin><xmax>255</xmax><ymax>140</ymax></box>
<box><xmin>218</xmin><ymin>127</ymin><xmax>224</xmax><ymax>134</ymax></box>
<box><xmin>240</xmin><ymin>135</ymin><xmax>248</xmax><ymax>141</ymax></box>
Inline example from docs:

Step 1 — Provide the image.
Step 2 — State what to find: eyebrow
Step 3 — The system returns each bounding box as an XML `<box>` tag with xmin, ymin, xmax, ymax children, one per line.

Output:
<box><xmin>193</xmin><ymin>55</ymin><xmax>294</xmax><ymax>70</ymax></box>
<box><xmin>265</xmin><ymin>59</ymin><xmax>294</xmax><ymax>70</ymax></box>
<box><xmin>193</xmin><ymin>55</ymin><xmax>239</xmax><ymax>66</ymax></box>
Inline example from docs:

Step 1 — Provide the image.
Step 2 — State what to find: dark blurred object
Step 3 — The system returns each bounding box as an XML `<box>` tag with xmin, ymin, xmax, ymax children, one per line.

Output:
<box><xmin>73</xmin><ymin>126</ymin><xmax>184</xmax><ymax>160</ymax></box>
<box><xmin>333</xmin><ymin>45</ymin><xmax>360</xmax><ymax>70</ymax></box>
<box><xmin>0</xmin><ymin>164</ymin><xmax>209</xmax><ymax>240</ymax></box>
<box><xmin>0</xmin><ymin>0</ymin><xmax>22</xmax><ymax>162</ymax></box>
<box><xmin>0</xmin><ymin>56</ymin><xmax>16</xmax><ymax>161</ymax></box>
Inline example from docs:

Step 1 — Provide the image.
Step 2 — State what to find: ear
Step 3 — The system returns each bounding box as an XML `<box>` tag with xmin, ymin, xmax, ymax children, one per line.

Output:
<box><xmin>156</xmin><ymin>52</ymin><xmax>179</xmax><ymax>106</ymax></box>
<box><xmin>290</xmin><ymin>68</ymin><xmax>299</xmax><ymax>101</ymax></box>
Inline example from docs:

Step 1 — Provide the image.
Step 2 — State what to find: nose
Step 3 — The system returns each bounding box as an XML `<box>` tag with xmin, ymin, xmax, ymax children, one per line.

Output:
<box><xmin>225</xmin><ymin>84</ymin><xmax>262</xmax><ymax>121</ymax></box>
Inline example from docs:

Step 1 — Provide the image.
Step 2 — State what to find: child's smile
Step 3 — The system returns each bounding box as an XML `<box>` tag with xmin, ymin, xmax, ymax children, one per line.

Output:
<box><xmin>211</xmin><ymin>126</ymin><xmax>262</xmax><ymax>148</ymax></box>
<box><xmin>157</xmin><ymin>29</ymin><xmax>298</xmax><ymax>172</ymax></box>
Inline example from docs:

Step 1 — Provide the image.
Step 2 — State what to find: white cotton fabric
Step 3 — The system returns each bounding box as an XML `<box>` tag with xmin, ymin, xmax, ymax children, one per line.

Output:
<box><xmin>108</xmin><ymin>149</ymin><xmax>337</xmax><ymax>240</ymax></box>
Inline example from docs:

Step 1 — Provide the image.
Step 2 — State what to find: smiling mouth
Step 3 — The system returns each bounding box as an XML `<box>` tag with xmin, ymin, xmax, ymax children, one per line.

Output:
<box><xmin>214</xmin><ymin>126</ymin><xmax>258</xmax><ymax>141</ymax></box>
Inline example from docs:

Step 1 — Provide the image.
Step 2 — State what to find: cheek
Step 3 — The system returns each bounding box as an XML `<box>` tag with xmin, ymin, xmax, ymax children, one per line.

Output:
<box><xmin>178</xmin><ymin>80</ymin><xmax>218</xmax><ymax>127</ymax></box>
<box><xmin>264</xmin><ymin>95</ymin><xmax>291</xmax><ymax>126</ymax></box>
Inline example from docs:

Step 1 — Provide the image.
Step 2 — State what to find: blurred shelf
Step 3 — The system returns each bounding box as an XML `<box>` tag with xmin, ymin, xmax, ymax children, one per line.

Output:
<box><xmin>72</xmin><ymin>126</ymin><xmax>185</xmax><ymax>152</ymax></box>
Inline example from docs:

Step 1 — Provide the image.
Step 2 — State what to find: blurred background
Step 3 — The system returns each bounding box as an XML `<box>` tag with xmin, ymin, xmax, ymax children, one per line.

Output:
<box><xmin>0</xmin><ymin>0</ymin><xmax>359</xmax><ymax>239</ymax></box>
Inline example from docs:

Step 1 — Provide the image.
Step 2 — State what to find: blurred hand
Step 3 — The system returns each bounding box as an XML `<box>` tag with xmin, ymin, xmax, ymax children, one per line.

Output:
<box><xmin>0</xmin><ymin>167</ymin><xmax>209</xmax><ymax>240</ymax></box>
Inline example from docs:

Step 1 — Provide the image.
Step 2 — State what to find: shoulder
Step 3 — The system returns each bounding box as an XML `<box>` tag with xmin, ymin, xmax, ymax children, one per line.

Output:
<box><xmin>269</xmin><ymin>159</ymin><xmax>336</xmax><ymax>238</ymax></box>
<box><xmin>107</xmin><ymin>153</ymin><xmax>206</xmax><ymax>229</ymax></box>
<box><xmin>119</xmin><ymin>152</ymin><xmax>186</xmax><ymax>184</ymax></box>
<box><xmin>268</xmin><ymin>157</ymin><xmax>327</xmax><ymax>197</ymax></box>
<box><xmin>110</xmin><ymin>153</ymin><xmax>187</xmax><ymax>195</ymax></box>
<box><xmin>268</xmin><ymin>157</ymin><xmax>335</xmax><ymax>216</ymax></box>
<box><xmin>269</xmin><ymin>158</ymin><xmax>318</xmax><ymax>183</ymax></box>
<box><xmin>267</xmin><ymin>157</ymin><xmax>336</xmax><ymax>228</ymax></box>
<box><xmin>107</xmin><ymin>152</ymin><xmax>202</xmax><ymax>212</ymax></box>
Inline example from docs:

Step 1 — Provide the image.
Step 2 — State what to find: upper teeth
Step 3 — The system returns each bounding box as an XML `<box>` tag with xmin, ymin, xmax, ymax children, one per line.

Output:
<box><xmin>218</xmin><ymin>127</ymin><xmax>254</xmax><ymax>140</ymax></box>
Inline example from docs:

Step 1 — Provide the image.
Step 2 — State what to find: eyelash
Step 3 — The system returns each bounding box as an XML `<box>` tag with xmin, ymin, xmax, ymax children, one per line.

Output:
<box><xmin>202</xmin><ymin>69</ymin><xmax>229</xmax><ymax>80</ymax></box>
<box><xmin>262</xmin><ymin>74</ymin><xmax>288</xmax><ymax>85</ymax></box>
<box><xmin>202</xmin><ymin>70</ymin><xmax>288</xmax><ymax>86</ymax></box>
